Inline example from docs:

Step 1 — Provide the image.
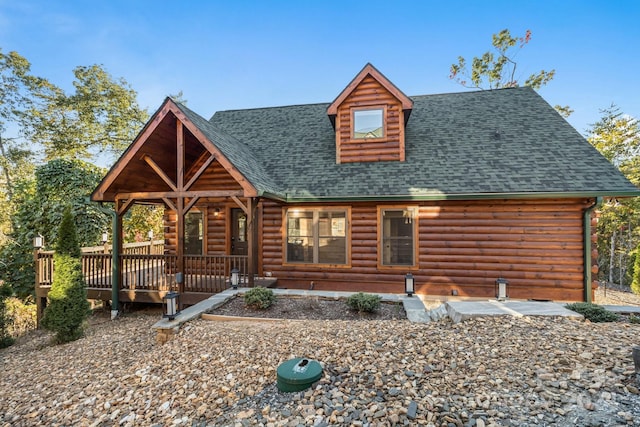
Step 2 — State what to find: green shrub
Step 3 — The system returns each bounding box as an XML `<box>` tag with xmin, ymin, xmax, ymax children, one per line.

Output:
<box><xmin>243</xmin><ymin>287</ymin><xmax>275</xmax><ymax>309</ymax></box>
<box><xmin>6</xmin><ymin>296</ymin><xmax>36</xmax><ymax>338</ymax></box>
<box><xmin>629</xmin><ymin>315</ymin><xmax>640</xmax><ymax>324</ymax></box>
<box><xmin>346</xmin><ymin>292</ymin><xmax>382</xmax><ymax>313</ymax></box>
<box><xmin>633</xmin><ymin>245</ymin><xmax>640</xmax><ymax>295</ymax></box>
<box><xmin>41</xmin><ymin>208</ymin><xmax>91</xmax><ymax>344</ymax></box>
<box><xmin>0</xmin><ymin>282</ymin><xmax>15</xmax><ymax>348</ymax></box>
<box><xmin>565</xmin><ymin>302</ymin><xmax>620</xmax><ymax>323</ymax></box>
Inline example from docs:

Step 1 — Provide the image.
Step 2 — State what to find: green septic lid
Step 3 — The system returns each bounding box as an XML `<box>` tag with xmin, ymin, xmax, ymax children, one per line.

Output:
<box><xmin>277</xmin><ymin>357</ymin><xmax>323</xmax><ymax>392</ymax></box>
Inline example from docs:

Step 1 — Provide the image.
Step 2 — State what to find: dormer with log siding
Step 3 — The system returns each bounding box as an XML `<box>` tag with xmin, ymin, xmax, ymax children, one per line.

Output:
<box><xmin>327</xmin><ymin>63</ymin><xmax>413</xmax><ymax>164</ymax></box>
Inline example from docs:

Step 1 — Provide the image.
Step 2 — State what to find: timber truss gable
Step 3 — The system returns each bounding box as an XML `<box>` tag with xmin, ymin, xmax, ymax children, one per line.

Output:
<box><xmin>91</xmin><ymin>97</ymin><xmax>262</xmax><ymax>290</ymax></box>
<box><xmin>92</xmin><ymin>97</ymin><xmax>258</xmax><ymax>209</ymax></box>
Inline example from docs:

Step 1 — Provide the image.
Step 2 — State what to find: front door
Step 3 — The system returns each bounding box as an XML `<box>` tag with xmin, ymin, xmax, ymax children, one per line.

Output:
<box><xmin>230</xmin><ymin>208</ymin><xmax>248</xmax><ymax>255</ymax></box>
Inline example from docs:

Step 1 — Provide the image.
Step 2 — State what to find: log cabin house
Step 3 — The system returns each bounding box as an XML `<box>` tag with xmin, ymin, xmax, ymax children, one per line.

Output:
<box><xmin>85</xmin><ymin>63</ymin><xmax>640</xmax><ymax>308</ymax></box>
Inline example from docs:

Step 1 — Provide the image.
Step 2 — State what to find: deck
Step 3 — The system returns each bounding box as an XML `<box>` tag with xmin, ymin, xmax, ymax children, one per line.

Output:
<box><xmin>35</xmin><ymin>241</ymin><xmax>276</xmax><ymax>306</ymax></box>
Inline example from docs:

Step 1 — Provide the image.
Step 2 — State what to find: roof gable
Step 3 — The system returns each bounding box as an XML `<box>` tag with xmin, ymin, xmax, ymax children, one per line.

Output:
<box><xmin>91</xmin><ymin>98</ymin><xmax>269</xmax><ymax>202</ymax></box>
<box><xmin>326</xmin><ymin>63</ymin><xmax>413</xmax><ymax>118</ymax></box>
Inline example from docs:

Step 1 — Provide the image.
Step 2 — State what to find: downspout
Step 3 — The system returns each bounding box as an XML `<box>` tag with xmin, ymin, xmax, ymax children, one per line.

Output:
<box><xmin>583</xmin><ymin>197</ymin><xmax>601</xmax><ymax>303</ymax></box>
<box><xmin>111</xmin><ymin>209</ymin><xmax>120</xmax><ymax>320</ymax></box>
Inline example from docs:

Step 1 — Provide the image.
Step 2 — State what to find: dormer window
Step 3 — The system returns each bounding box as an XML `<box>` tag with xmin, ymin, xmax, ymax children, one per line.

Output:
<box><xmin>327</xmin><ymin>63</ymin><xmax>414</xmax><ymax>163</ymax></box>
<box><xmin>353</xmin><ymin>108</ymin><xmax>384</xmax><ymax>139</ymax></box>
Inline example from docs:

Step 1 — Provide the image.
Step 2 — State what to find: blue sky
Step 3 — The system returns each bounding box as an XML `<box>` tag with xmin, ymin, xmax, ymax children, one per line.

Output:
<box><xmin>1</xmin><ymin>0</ymin><xmax>638</xmax><ymax>141</ymax></box>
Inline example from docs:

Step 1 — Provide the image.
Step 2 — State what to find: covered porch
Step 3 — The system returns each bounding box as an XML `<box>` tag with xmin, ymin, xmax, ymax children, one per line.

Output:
<box><xmin>76</xmin><ymin>97</ymin><xmax>274</xmax><ymax>318</ymax></box>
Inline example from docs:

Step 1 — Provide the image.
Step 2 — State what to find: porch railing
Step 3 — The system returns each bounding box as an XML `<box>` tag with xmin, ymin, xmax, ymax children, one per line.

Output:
<box><xmin>36</xmin><ymin>247</ymin><xmax>249</xmax><ymax>295</ymax></box>
<box><xmin>81</xmin><ymin>240</ymin><xmax>165</xmax><ymax>255</ymax></box>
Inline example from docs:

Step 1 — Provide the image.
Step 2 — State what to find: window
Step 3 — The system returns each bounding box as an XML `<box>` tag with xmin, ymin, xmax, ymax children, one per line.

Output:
<box><xmin>380</xmin><ymin>208</ymin><xmax>416</xmax><ymax>266</ymax></box>
<box><xmin>185</xmin><ymin>211</ymin><xmax>204</xmax><ymax>255</ymax></box>
<box><xmin>353</xmin><ymin>108</ymin><xmax>384</xmax><ymax>139</ymax></box>
<box><xmin>286</xmin><ymin>209</ymin><xmax>347</xmax><ymax>264</ymax></box>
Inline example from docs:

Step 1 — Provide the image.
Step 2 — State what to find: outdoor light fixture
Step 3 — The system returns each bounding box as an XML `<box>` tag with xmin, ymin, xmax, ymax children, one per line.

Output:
<box><xmin>148</xmin><ymin>230</ymin><xmax>154</xmax><ymax>240</ymax></box>
<box><xmin>163</xmin><ymin>291</ymin><xmax>180</xmax><ymax>320</ymax></box>
<box><xmin>230</xmin><ymin>268</ymin><xmax>240</xmax><ymax>289</ymax></box>
<box><xmin>495</xmin><ymin>277</ymin><xmax>509</xmax><ymax>301</ymax></box>
<box><xmin>101</xmin><ymin>232</ymin><xmax>108</xmax><ymax>244</ymax></box>
<box><xmin>405</xmin><ymin>273</ymin><xmax>414</xmax><ymax>297</ymax></box>
<box><xmin>214</xmin><ymin>208</ymin><xmax>221</xmax><ymax>217</ymax></box>
<box><xmin>33</xmin><ymin>235</ymin><xmax>44</xmax><ymax>249</ymax></box>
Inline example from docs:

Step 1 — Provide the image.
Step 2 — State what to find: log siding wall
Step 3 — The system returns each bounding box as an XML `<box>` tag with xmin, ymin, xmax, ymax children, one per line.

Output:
<box><xmin>261</xmin><ymin>198</ymin><xmax>594</xmax><ymax>302</ymax></box>
<box><xmin>335</xmin><ymin>75</ymin><xmax>405</xmax><ymax>163</ymax></box>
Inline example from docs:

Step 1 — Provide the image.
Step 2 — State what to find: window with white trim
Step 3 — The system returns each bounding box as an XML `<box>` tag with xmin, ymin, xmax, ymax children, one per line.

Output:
<box><xmin>286</xmin><ymin>209</ymin><xmax>347</xmax><ymax>264</ymax></box>
<box><xmin>381</xmin><ymin>208</ymin><xmax>416</xmax><ymax>266</ymax></box>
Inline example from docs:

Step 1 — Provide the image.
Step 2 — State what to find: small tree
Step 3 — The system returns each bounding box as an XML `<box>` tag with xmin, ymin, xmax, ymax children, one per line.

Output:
<box><xmin>41</xmin><ymin>207</ymin><xmax>90</xmax><ymax>343</ymax></box>
<box><xmin>632</xmin><ymin>245</ymin><xmax>640</xmax><ymax>295</ymax></box>
<box><xmin>0</xmin><ymin>281</ymin><xmax>15</xmax><ymax>348</ymax></box>
<box><xmin>449</xmin><ymin>28</ymin><xmax>572</xmax><ymax>117</ymax></box>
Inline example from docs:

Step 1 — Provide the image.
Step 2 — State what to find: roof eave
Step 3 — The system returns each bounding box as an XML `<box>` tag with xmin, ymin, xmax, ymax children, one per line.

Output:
<box><xmin>277</xmin><ymin>190</ymin><xmax>640</xmax><ymax>203</ymax></box>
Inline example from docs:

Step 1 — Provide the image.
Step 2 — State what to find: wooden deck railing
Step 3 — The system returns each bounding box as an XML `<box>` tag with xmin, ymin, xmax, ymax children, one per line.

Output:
<box><xmin>36</xmin><ymin>242</ymin><xmax>249</xmax><ymax>295</ymax></box>
<box><xmin>81</xmin><ymin>240</ymin><xmax>165</xmax><ymax>255</ymax></box>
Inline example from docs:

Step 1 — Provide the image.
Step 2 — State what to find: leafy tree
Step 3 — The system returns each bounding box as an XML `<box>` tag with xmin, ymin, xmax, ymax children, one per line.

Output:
<box><xmin>0</xmin><ymin>159</ymin><xmax>111</xmax><ymax>298</ymax></box>
<box><xmin>41</xmin><ymin>207</ymin><xmax>90</xmax><ymax>343</ymax></box>
<box><xmin>169</xmin><ymin>91</ymin><xmax>187</xmax><ymax>104</ymax></box>
<box><xmin>0</xmin><ymin>281</ymin><xmax>15</xmax><ymax>348</ymax></box>
<box><xmin>0</xmin><ymin>49</ymin><xmax>52</xmax><ymax>242</ymax></box>
<box><xmin>24</xmin><ymin>64</ymin><xmax>148</xmax><ymax>161</ymax></box>
<box><xmin>450</xmin><ymin>29</ymin><xmax>572</xmax><ymax>117</ymax></box>
<box><xmin>632</xmin><ymin>244</ymin><xmax>640</xmax><ymax>295</ymax></box>
<box><xmin>587</xmin><ymin>106</ymin><xmax>640</xmax><ymax>289</ymax></box>
<box><xmin>123</xmin><ymin>204</ymin><xmax>165</xmax><ymax>243</ymax></box>
<box><xmin>588</xmin><ymin>105</ymin><xmax>640</xmax><ymax>183</ymax></box>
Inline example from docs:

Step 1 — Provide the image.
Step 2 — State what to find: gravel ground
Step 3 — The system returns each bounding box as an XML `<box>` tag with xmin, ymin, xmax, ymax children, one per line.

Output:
<box><xmin>595</xmin><ymin>286</ymin><xmax>640</xmax><ymax>307</ymax></box>
<box><xmin>1</xmin><ymin>304</ymin><xmax>639</xmax><ymax>426</ymax></box>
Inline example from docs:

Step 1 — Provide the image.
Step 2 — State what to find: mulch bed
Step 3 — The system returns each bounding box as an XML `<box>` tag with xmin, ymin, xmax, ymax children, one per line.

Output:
<box><xmin>208</xmin><ymin>296</ymin><xmax>407</xmax><ymax>321</ymax></box>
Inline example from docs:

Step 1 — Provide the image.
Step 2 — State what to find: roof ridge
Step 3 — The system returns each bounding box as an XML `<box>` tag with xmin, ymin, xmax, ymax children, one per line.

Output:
<box><xmin>210</xmin><ymin>87</ymin><xmax>532</xmax><ymax>118</ymax></box>
<box><xmin>409</xmin><ymin>86</ymin><xmax>531</xmax><ymax>99</ymax></box>
<box><xmin>211</xmin><ymin>101</ymin><xmax>330</xmax><ymax>116</ymax></box>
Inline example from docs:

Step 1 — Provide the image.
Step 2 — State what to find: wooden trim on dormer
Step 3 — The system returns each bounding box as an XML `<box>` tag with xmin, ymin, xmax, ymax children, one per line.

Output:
<box><xmin>327</xmin><ymin>63</ymin><xmax>413</xmax><ymax>117</ymax></box>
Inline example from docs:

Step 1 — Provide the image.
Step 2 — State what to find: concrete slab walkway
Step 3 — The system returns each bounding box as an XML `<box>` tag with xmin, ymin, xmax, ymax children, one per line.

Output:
<box><xmin>153</xmin><ymin>288</ymin><xmax>596</xmax><ymax>341</ymax></box>
<box><xmin>445</xmin><ymin>299</ymin><xmax>584</xmax><ymax>323</ymax></box>
<box><xmin>600</xmin><ymin>305</ymin><xmax>640</xmax><ymax>315</ymax></box>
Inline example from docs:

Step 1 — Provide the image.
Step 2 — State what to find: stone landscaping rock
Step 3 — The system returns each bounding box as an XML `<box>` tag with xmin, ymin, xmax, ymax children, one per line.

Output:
<box><xmin>1</xmin><ymin>312</ymin><xmax>639</xmax><ymax>426</ymax></box>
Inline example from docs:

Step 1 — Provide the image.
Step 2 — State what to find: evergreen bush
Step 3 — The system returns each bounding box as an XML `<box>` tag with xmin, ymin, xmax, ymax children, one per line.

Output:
<box><xmin>243</xmin><ymin>287</ymin><xmax>276</xmax><ymax>309</ymax></box>
<box><xmin>0</xmin><ymin>282</ymin><xmax>15</xmax><ymax>348</ymax></box>
<box><xmin>565</xmin><ymin>302</ymin><xmax>620</xmax><ymax>323</ymax></box>
<box><xmin>346</xmin><ymin>292</ymin><xmax>381</xmax><ymax>313</ymax></box>
<box><xmin>41</xmin><ymin>208</ymin><xmax>90</xmax><ymax>344</ymax></box>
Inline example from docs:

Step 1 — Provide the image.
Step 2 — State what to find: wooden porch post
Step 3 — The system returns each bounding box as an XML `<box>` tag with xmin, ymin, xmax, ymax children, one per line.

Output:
<box><xmin>111</xmin><ymin>207</ymin><xmax>123</xmax><ymax>319</ymax></box>
<box><xmin>176</xmin><ymin>197</ymin><xmax>185</xmax><ymax>295</ymax></box>
<box><xmin>247</xmin><ymin>197</ymin><xmax>259</xmax><ymax>287</ymax></box>
<box><xmin>176</xmin><ymin>119</ymin><xmax>186</xmax><ymax>297</ymax></box>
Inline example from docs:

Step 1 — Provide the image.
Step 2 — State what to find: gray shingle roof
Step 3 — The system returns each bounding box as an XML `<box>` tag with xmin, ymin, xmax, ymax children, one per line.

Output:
<box><xmin>174</xmin><ymin>102</ymin><xmax>282</xmax><ymax>196</ymax></box>
<box><xmin>202</xmin><ymin>86</ymin><xmax>639</xmax><ymax>201</ymax></box>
